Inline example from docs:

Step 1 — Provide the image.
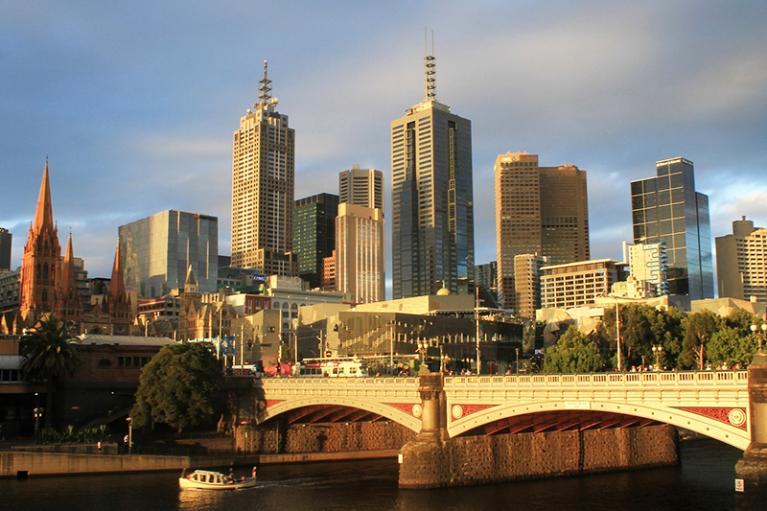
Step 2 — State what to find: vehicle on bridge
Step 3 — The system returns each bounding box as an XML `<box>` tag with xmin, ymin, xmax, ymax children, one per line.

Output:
<box><xmin>299</xmin><ymin>357</ymin><xmax>368</xmax><ymax>377</ymax></box>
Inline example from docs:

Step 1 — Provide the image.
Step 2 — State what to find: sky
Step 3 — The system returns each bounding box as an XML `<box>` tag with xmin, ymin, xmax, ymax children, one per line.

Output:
<box><xmin>1</xmin><ymin>1</ymin><xmax>766</xmax><ymax>289</ymax></box>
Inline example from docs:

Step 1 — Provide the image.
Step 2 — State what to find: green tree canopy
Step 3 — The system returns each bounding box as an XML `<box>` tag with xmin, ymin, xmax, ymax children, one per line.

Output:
<box><xmin>131</xmin><ymin>342</ymin><xmax>224</xmax><ymax>433</ymax></box>
<box><xmin>543</xmin><ymin>326</ymin><xmax>604</xmax><ymax>374</ymax></box>
<box><xmin>679</xmin><ymin>311</ymin><xmax>720</xmax><ymax>370</ymax></box>
<box><xmin>20</xmin><ymin>315</ymin><xmax>79</xmax><ymax>427</ymax></box>
<box><xmin>707</xmin><ymin>326</ymin><xmax>757</xmax><ymax>368</ymax></box>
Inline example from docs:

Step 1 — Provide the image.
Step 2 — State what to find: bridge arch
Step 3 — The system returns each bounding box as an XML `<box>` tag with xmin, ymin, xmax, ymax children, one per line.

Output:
<box><xmin>261</xmin><ymin>396</ymin><xmax>421</xmax><ymax>433</ymax></box>
<box><xmin>447</xmin><ymin>400</ymin><xmax>750</xmax><ymax>450</ymax></box>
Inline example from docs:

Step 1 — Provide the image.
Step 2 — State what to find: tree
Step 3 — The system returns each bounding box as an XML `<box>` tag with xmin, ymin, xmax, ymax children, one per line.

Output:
<box><xmin>131</xmin><ymin>342</ymin><xmax>224</xmax><ymax>433</ymax></box>
<box><xmin>707</xmin><ymin>326</ymin><xmax>757</xmax><ymax>368</ymax></box>
<box><xmin>543</xmin><ymin>326</ymin><xmax>604</xmax><ymax>374</ymax></box>
<box><xmin>19</xmin><ymin>315</ymin><xmax>79</xmax><ymax>428</ymax></box>
<box><xmin>679</xmin><ymin>311</ymin><xmax>720</xmax><ymax>370</ymax></box>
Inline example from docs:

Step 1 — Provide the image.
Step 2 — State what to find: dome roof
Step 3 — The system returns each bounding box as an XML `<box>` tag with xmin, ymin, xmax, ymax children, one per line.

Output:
<box><xmin>436</xmin><ymin>286</ymin><xmax>451</xmax><ymax>296</ymax></box>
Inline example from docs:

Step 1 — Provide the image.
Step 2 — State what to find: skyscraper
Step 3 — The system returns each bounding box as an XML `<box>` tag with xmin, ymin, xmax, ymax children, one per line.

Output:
<box><xmin>119</xmin><ymin>210</ymin><xmax>218</xmax><ymax>298</ymax></box>
<box><xmin>339</xmin><ymin>165</ymin><xmax>383</xmax><ymax>209</ymax></box>
<box><xmin>0</xmin><ymin>227</ymin><xmax>11</xmax><ymax>271</ymax></box>
<box><xmin>715</xmin><ymin>217</ymin><xmax>767</xmax><ymax>302</ymax></box>
<box><xmin>336</xmin><ymin>203</ymin><xmax>384</xmax><ymax>303</ymax></box>
<box><xmin>513</xmin><ymin>254</ymin><xmax>549</xmax><ymax>321</ymax></box>
<box><xmin>631</xmin><ymin>157</ymin><xmax>713</xmax><ymax>299</ymax></box>
<box><xmin>231</xmin><ymin>61</ymin><xmax>295</xmax><ymax>275</ymax></box>
<box><xmin>494</xmin><ymin>152</ymin><xmax>590</xmax><ymax>310</ymax></box>
<box><xmin>390</xmin><ymin>49</ymin><xmax>474</xmax><ymax>298</ymax></box>
<box><xmin>293</xmin><ymin>193</ymin><xmax>339</xmax><ymax>288</ymax></box>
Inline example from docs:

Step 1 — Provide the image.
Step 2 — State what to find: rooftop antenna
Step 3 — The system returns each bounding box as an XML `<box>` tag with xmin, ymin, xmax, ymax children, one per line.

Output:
<box><xmin>424</xmin><ymin>29</ymin><xmax>436</xmax><ymax>101</ymax></box>
<box><xmin>258</xmin><ymin>59</ymin><xmax>272</xmax><ymax>106</ymax></box>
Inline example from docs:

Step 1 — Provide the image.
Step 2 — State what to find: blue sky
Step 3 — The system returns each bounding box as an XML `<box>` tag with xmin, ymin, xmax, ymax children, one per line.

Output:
<box><xmin>1</xmin><ymin>1</ymin><xmax>766</xmax><ymax>287</ymax></box>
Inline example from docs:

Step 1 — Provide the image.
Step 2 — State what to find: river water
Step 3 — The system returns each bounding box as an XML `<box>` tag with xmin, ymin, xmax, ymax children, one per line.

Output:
<box><xmin>1</xmin><ymin>440</ymin><xmax>750</xmax><ymax>511</ymax></box>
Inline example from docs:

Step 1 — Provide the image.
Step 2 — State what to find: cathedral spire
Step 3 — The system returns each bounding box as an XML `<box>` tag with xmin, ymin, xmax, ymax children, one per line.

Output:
<box><xmin>60</xmin><ymin>232</ymin><xmax>75</xmax><ymax>294</ymax></box>
<box><xmin>109</xmin><ymin>241</ymin><xmax>126</xmax><ymax>299</ymax></box>
<box><xmin>33</xmin><ymin>159</ymin><xmax>54</xmax><ymax>232</ymax></box>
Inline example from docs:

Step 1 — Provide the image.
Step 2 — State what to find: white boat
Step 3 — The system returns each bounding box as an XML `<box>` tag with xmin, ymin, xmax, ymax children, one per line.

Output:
<box><xmin>178</xmin><ymin>468</ymin><xmax>257</xmax><ymax>491</ymax></box>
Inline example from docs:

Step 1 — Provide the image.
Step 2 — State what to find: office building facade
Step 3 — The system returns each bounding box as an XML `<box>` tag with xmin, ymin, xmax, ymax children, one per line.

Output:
<box><xmin>540</xmin><ymin>259</ymin><xmax>619</xmax><ymax>310</ymax></box>
<box><xmin>514</xmin><ymin>253</ymin><xmax>549</xmax><ymax>321</ymax></box>
<box><xmin>495</xmin><ymin>152</ymin><xmax>590</xmax><ymax>310</ymax></box>
<box><xmin>630</xmin><ymin>157</ymin><xmax>713</xmax><ymax>299</ymax></box>
<box><xmin>293</xmin><ymin>193</ymin><xmax>339</xmax><ymax>288</ymax></box>
<box><xmin>716</xmin><ymin>217</ymin><xmax>767</xmax><ymax>302</ymax></box>
<box><xmin>339</xmin><ymin>165</ymin><xmax>383</xmax><ymax>209</ymax></box>
<box><xmin>231</xmin><ymin>61</ymin><xmax>296</xmax><ymax>275</ymax></box>
<box><xmin>119</xmin><ymin>210</ymin><xmax>218</xmax><ymax>298</ymax></box>
<box><xmin>625</xmin><ymin>241</ymin><xmax>668</xmax><ymax>297</ymax></box>
<box><xmin>391</xmin><ymin>52</ymin><xmax>474</xmax><ymax>298</ymax></box>
<box><xmin>336</xmin><ymin>203</ymin><xmax>384</xmax><ymax>303</ymax></box>
<box><xmin>0</xmin><ymin>228</ymin><xmax>11</xmax><ymax>271</ymax></box>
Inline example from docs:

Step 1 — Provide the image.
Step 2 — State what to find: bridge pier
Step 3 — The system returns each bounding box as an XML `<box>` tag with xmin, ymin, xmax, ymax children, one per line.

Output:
<box><xmin>735</xmin><ymin>350</ymin><xmax>767</xmax><ymax>498</ymax></box>
<box><xmin>398</xmin><ymin>372</ymin><xmax>679</xmax><ymax>489</ymax></box>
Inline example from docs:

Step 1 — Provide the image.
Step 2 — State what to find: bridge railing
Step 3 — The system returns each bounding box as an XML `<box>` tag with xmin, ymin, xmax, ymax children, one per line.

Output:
<box><xmin>445</xmin><ymin>370</ymin><xmax>748</xmax><ymax>387</ymax></box>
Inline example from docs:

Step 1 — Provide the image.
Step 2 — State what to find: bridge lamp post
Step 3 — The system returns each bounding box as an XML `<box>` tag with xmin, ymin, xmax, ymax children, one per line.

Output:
<box><xmin>417</xmin><ymin>339</ymin><xmax>430</xmax><ymax>374</ymax></box>
<box><xmin>652</xmin><ymin>345</ymin><xmax>664</xmax><ymax>371</ymax></box>
<box><xmin>750</xmin><ymin>323</ymin><xmax>767</xmax><ymax>353</ymax></box>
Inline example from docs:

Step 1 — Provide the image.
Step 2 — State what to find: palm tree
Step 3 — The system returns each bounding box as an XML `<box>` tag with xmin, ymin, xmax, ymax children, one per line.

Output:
<box><xmin>20</xmin><ymin>315</ymin><xmax>79</xmax><ymax>428</ymax></box>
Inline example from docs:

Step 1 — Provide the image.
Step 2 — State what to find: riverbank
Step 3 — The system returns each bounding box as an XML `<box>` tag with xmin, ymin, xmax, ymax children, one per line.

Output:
<box><xmin>0</xmin><ymin>448</ymin><xmax>399</xmax><ymax>478</ymax></box>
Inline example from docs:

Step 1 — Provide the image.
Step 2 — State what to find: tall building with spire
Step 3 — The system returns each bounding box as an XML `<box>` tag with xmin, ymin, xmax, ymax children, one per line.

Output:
<box><xmin>390</xmin><ymin>45</ymin><xmax>474</xmax><ymax>298</ymax></box>
<box><xmin>19</xmin><ymin>161</ymin><xmax>62</xmax><ymax>322</ymax></box>
<box><xmin>231</xmin><ymin>60</ymin><xmax>296</xmax><ymax>276</ymax></box>
<box><xmin>17</xmin><ymin>161</ymin><xmax>134</xmax><ymax>332</ymax></box>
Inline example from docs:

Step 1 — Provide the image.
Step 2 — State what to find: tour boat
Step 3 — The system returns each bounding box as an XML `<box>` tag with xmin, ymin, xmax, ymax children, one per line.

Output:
<box><xmin>178</xmin><ymin>468</ymin><xmax>257</xmax><ymax>491</ymax></box>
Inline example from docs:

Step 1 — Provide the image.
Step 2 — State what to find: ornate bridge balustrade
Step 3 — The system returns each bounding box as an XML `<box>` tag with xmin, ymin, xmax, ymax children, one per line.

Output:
<box><xmin>443</xmin><ymin>370</ymin><xmax>749</xmax><ymax>448</ymax></box>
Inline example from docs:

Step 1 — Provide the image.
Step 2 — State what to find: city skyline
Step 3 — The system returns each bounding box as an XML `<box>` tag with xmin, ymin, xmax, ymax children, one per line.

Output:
<box><xmin>2</xmin><ymin>2</ymin><xmax>766</xmax><ymax>288</ymax></box>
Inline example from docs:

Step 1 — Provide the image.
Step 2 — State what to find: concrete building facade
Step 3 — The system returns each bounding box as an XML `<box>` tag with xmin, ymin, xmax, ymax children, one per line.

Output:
<box><xmin>625</xmin><ymin>241</ymin><xmax>668</xmax><ymax>297</ymax></box>
<box><xmin>716</xmin><ymin>217</ymin><xmax>767</xmax><ymax>302</ymax></box>
<box><xmin>540</xmin><ymin>259</ymin><xmax>619</xmax><ymax>309</ymax></box>
<box><xmin>631</xmin><ymin>157</ymin><xmax>713</xmax><ymax>299</ymax></box>
<box><xmin>231</xmin><ymin>61</ymin><xmax>295</xmax><ymax>275</ymax></box>
<box><xmin>475</xmin><ymin>261</ymin><xmax>498</xmax><ymax>300</ymax></box>
<box><xmin>495</xmin><ymin>152</ymin><xmax>590</xmax><ymax>310</ymax></box>
<box><xmin>119</xmin><ymin>210</ymin><xmax>218</xmax><ymax>298</ymax></box>
<box><xmin>390</xmin><ymin>53</ymin><xmax>474</xmax><ymax>298</ymax></box>
<box><xmin>293</xmin><ymin>193</ymin><xmax>338</xmax><ymax>288</ymax></box>
<box><xmin>513</xmin><ymin>253</ymin><xmax>549</xmax><ymax>321</ymax></box>
<box><xmin>335</xmin><ymin>203</ymin><xmax>384</xmax><ymax>304</ymax></box>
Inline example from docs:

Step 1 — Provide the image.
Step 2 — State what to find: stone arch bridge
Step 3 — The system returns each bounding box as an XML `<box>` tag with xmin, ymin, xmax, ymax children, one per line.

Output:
<box><xmin>242</xmin><ymin>370</ymin><xmax>750</xmax><ymax>450</ymax></box>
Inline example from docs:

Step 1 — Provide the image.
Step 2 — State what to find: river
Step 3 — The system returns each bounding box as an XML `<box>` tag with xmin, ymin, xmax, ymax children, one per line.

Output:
<box><xmin>0</xmin><ymin>439</ymin><xmax>749</xmax><ymax>511</ymax></box>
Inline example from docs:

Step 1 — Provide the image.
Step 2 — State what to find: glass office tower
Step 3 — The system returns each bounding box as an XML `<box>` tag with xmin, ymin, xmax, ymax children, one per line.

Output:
<box><xmin>630</xmin><ymin>158</ymin><xmax>713</xmax><ymax>299</ymax></box>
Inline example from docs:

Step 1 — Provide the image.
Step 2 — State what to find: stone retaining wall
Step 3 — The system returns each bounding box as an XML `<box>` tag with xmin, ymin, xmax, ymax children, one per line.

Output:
<box><xmin>399</xmin><ymin>424</ymin><xmax>678</xmax><ymax>488</ymax></box>
<box><xmin>235</xmin><ymin>421</ymin><xmax>415</xmax><ymax>454</ymax></box>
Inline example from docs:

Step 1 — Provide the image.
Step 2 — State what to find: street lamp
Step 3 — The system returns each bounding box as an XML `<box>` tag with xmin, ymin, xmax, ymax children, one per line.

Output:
<box><xmin>515</xmin><ymin>347</ymin><xmax>520</xmax><ymax>375</ymax></box>
<box><xmin>652</xmin><ymin>345</ymin><xmax>664</xmax><ymax>371</ymax></box>
<box><xmin>416</xmin><ymin>339</ymin><xmax>429</xmax><ymax>374</ymax></box>
<box><xmin>33</xmin><ymin>407</ymin><xmax>44</xmax><ymax>438</ymax></box>
<box><xmin>126</xmin><ymin>416</ymin><xmax>133</xmax><ymax>454</ymax></box>
<box><xmin>750</xmin><ymin>323</ymin><xmax>767</xmax><ymax>354</ymax></box>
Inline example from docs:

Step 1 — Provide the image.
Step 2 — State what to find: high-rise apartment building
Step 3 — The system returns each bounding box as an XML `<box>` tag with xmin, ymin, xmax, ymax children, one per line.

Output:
<box><xmin>119</xmin><ymin>210</ymin><xmax>218</xmax><ymax>298</ymax></box>
<box><xmin>293</xmin><ymin>193</ymin><xmax>339</xmax><ymax>288</ymax></box>
<box><xmin>336</xmin><ymin>203</ymin><xmax>384</xmax><ymax>303</ymax></box>
<box><xmin>390</xmin><ymin>51</ymin><xmax>474</xmax><ymax>298</ymax></box>
<box><xmin>495</xmin><ymin>152</ymin><xmax>590</xmax><ymax>310</ymax></box>
<box><xmin>0</xmin><ymin>227</ymin><xmax>11</xmax><ymax>271</ymax></box>
<box><xmin>631</xmin><ymin>157</ymin><xmax>713</xmax><ymax>299</ymax></box>
<box><xmin>716</xmin><ymin>217</ymin><xmax>767</xmax><ymax>302</ymax></box>
<box><xmin>513</xmin><ymin>253</ymin><xmax>549</xmax><ymax>320</ymax></box>
<box><xmin>339</xmin><ymin>165</ymin><xmax>383</xmax><ymax>209</ymax></box>
<box><xmin>231</xmin><ymin>61</ymin><xmax>295</xmax><ymax>275</ymax></box>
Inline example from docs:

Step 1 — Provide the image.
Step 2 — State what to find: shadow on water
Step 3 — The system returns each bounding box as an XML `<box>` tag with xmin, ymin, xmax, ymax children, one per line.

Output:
<box><xmin>0</xmin><ymin>439</ymin><xmax>744</xmax><ymax>511</ymax></box>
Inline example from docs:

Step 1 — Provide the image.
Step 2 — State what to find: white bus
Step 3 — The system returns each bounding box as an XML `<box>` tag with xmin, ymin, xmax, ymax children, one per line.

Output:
<box><xmin>299</xmin><ymin>357</ymin><xmax>368</xmax><ymax>378</ymax></box>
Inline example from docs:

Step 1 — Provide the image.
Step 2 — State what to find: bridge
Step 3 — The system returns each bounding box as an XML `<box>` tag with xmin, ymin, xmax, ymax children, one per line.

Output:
<box><xmin>254</xmin><ymin>370</ymin><xmax>750</xmax><ymax>449</ymax></box>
